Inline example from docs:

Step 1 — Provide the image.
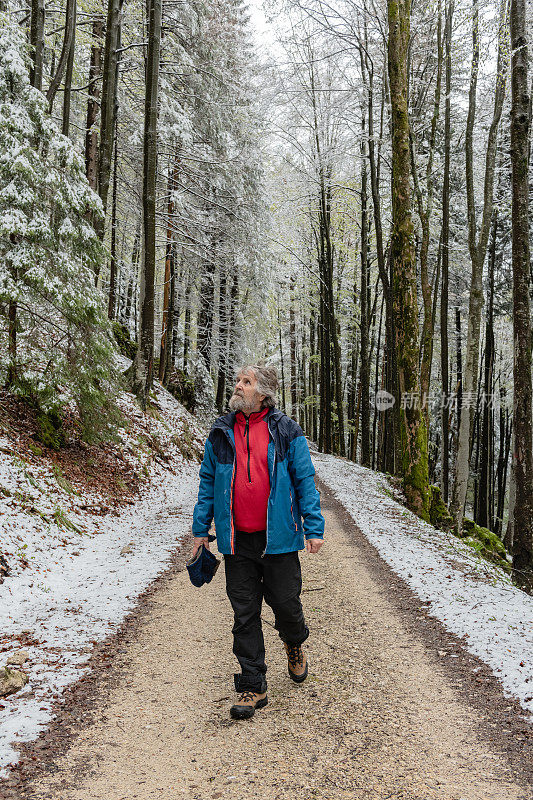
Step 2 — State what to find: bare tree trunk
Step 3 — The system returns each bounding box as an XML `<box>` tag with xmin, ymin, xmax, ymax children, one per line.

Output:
<box><xmin>359</xmin><ymin>26</ymin><xmax>396</xmax><ymax>469</ymax></box>
<box><xmin>6</xmin><ymin>295</ymin><xmax>17</xmax><ymax>387</ymax></box>
<box><xmin>451</xmin><ymin>0</ymin><xmax>509</xmax><ymax>532</ymax></box>
<box><xmin>215</xmin><ymin>265</ymin><xmax>229</xmax><ymax>411</ymax></box>
<box><xmin>96</xmin><ymin>0</ymin><xmax>123</xmax><ymax>244</ymax></box>
<box><xmin>162</xmin><ymin>248</ymin><xmax>175</xmax><ymax>387</ymax></box>
<box><xmin>124</xmin><ymin>276</ymin><xmax>134</xmax><ymax>326</ymax></box>
<box><xmin>359</xmin><ymin>108</ymin><xmax>371</xmax><ymax>466</ymax></box>
<box><xmin>107</xmin><ymin>127</ymin><xmax>119</xmax><ymax>320</ymax></box>
<box><xmin>278</xmin><ymin>306</ymin><xmax>286</xmax><ymax>412</ymax></box>
<box><xmin>129</xmin><ymin>0</ymin><xmax>161</xmax><ymax>408</ymax></box>
<box><xmin>47</xmin><ymin>0</ymin><xmax>76</xmax><ymax>109</ymax></box>
<box><xmin>387</xmin><ymin>0</ymin><xmax>430</xmax><ymax>518</ymax></box>
<box><xmin>309</xmin><ymin>307</ymin><xmax>317</xmax><ymax>438</ymax></box>
<box><xmin>348</xmin><ymin>274</ymin><xmax>359</xmax><ymax>462</ymax></box>
<box><xmin>225</xmin><ymin>269</ymin><xmax>239</xmax><ymax>402</ymax></box>
<box><xmin>290</xmin><ymin>277</ymin><xmax>298</xmax><ymax>420</ymax></box>
<box><xmin>455</xmin><ymin>305</ymin><xmax>463</xmax><ymax>437</ymax></box>
<box><xmin>159</xmin><ymin>159</ymin><xmax>179</xmax><ymax>382</ymax></box>
<box><xmin>496</xmin><ymin>383</ymin><xmax>511</xmax><ymax>536</ymax></box>
<box><xmin>372</xmin><ymin>294</ymin><xmax>384</xmax><ymax>470</ymax></box>
<box><xmin>318</xmin><ymin>230</ymin><xmax>331</xmax><ymax>452</ymax></box>
<box><xmin>126</xmin><ymin>218</ymin><xmax>141</xmax><ymax>334</ymax></box>
<box><xmin>85</xmin><ymin>15</ymin><xmax>105</xmax><ymax>191</ymax></box>
<box><xmin>61</xmin><ymin>10</ymin><xmax>76</xmax><ymax>136</ymax></box>
<box><xmin>197</xmin><ymin>252</ymin><xmax>215</xmax><ymax>371</ymax></box>
<box><xmin>411</xmin><ymin>0</ymin><xmax>443</xmax><ymax>417</ymax></box>
<box><xmin>477</xmin><ymin>213</ymin><xmax>497</xmax><ymax>527</ymax></box>
<box><xmin>510</xmin><ymin>0</ymin><xmax>533</xmax><ymax>590</ymax></box>
<box><xmin>183</xmin><ymin>276</ymin><xmax>192</xmax><ymax>369</ymax></box>
<box><xmin>308</xmin><ymin>61</ymin><xmax>344</xmax><ymax>454</ymax></box>
<box><xmin>299</xmin><ymin>320</ymin><xmax>308</xmax><ymax>432</ymax></box>
<box><xmin>30</xmin><ymin>0</ymin><xmax>45</xmax><ymax>91</ymax></box>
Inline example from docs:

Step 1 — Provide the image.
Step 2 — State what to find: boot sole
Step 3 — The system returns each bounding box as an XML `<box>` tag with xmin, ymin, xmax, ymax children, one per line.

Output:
<box><xmin>288</xmin><ymin>661</ymin><xmax>309</xmax><ymax>683</ymax></box>
<box><xmin>230</xmin><ymin>696</ymin><xmax>268</xmax><ymax>719</ymax></box>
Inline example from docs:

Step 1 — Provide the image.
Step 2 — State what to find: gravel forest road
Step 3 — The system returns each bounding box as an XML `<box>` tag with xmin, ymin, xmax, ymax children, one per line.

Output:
<box><xmin>11</xmin><ymin>484</ymin><xmax>533</xmax><ymax>800</ymax></box>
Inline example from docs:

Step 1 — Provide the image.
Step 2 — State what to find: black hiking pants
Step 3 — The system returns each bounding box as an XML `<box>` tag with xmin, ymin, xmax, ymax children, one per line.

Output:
<box><xmin>224</xmin><ymin>530</ymin><xmax>309</xmax><ymax>692</ymax></box>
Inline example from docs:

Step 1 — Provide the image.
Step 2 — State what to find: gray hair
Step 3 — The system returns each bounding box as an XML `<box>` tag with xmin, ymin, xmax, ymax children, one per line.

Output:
<box><xmin>236</xmin><ymin>365</ymin><xmax>278</xmax><ymax>408</ymax></box>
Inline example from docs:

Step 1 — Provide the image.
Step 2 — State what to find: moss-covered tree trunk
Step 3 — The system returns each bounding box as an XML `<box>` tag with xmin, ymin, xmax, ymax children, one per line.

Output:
<box><xmin>510</xmin><ymin>0</ymin><xmax>533</xmax><ymax>591</ymax></box>
<box><xmin>387</xmin><ymin>0</ymin><xmax>430</xmax><ymax>520</ymax></box>
<box><xmin>440</xmin><ymin>0</ymin><xmax>454</xmax><ymax>504</ymax></box>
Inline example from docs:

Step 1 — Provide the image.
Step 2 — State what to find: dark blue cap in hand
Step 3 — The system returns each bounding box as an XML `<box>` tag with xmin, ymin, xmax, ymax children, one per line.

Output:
<box><xmin>186</xmin><ymin>543</ymin><xmax>220</xmax><ymax>587</ymax></box>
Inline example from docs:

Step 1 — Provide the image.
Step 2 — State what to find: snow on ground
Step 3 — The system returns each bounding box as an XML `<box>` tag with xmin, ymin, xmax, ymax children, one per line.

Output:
<box><xmin>313</xmin><ymin>452</ymin><xmax>533</xmax><ymax>719</ymax></box>
<box><xmin>0</xmin><ymin>384</ymin><xmax>205</xmax><ymax>777</ymax></box>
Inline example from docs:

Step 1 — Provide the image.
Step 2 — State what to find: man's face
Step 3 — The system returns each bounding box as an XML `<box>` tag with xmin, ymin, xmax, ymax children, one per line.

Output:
<box><xmin>229</xmin><ymin>371</ymin><xmax>266</xmax><ymax>414</ymax></box>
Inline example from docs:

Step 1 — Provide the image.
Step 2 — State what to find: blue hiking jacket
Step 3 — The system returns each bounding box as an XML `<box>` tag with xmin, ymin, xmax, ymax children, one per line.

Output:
<box><xmin>192</xmin><ymin>408</ymin><xmax>325</xmax><ymax>555</ymax></box>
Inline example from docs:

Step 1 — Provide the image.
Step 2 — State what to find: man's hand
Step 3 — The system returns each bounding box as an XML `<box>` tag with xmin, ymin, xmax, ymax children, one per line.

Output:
<box><xmin>192</xmin><ymin>536</ymin><xmax>210</xmax><ymax>557</ymax></box>
<box><xmin>305</xmin><ymin>538</ymin><xmax>323</xmax><ymax>554</ymax></box>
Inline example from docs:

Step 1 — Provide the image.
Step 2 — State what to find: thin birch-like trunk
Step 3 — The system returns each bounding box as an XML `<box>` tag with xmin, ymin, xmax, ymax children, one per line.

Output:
<box><xmin>451</xmin><ymin>0</ymin><xmax>509</xmax><ymax>532</ymax></box>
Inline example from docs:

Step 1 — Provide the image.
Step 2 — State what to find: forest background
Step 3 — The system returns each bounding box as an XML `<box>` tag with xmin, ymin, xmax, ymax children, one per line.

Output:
<box><xmin>0</xmin><ymin>0</ymin><xmax>532</xmax><ymax>591</ymax></box>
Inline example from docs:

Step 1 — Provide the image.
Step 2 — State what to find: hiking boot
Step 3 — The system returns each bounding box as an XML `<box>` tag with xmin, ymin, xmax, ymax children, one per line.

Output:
<box><xmin>230</xmin><ymin>689</ymin><xmax>268</xmax><ymax>720</ymax></box>
<box><xmin>284</xmin><ymin>642</ymin><xmax>308</xmax><ymax>683</ymax></box>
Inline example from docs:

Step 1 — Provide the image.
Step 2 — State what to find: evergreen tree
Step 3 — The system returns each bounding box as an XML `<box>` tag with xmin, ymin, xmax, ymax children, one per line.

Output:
<box><xmin>0</xmin><ymin>16</ymin><xmax>121</xmax><ymax>441</ymax></box>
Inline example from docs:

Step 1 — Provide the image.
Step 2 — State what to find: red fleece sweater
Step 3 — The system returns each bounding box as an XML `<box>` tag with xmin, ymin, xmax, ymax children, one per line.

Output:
<box><xmin>233</xmin><ymin>408</ymin><xmax>270</xmax><ymax>532</ymax></box>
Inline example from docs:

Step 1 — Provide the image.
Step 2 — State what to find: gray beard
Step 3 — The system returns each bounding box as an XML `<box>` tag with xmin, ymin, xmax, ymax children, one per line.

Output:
<box><xmin>229</xmin><ymin>393</ymin><xmax>258</xmax><ymax>413</ymax></box>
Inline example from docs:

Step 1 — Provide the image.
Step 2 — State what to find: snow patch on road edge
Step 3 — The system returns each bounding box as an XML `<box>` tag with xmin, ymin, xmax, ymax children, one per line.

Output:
<box><xmin>313</xmin><ymin>453</ymin><xmax>533</xmax><ymax>720</ymax></box>
<box><xmin>0</xmin><ymin>384</ymin><xmax>203</xmax><ymax>776</ymax></box>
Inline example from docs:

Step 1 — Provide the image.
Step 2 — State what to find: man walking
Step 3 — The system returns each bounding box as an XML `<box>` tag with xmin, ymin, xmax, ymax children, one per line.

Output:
<box><xmin>192</xmin><ymin>365</ymin><xmax>325</xmax><ymax>719</ymax></box>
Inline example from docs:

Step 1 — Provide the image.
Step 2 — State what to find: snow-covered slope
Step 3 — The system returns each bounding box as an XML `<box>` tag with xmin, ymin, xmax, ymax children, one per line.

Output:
<box><xmin>0</xmin><ymin>385</ymin><xmax>205</xmax><ymax>776</ymax></box>
<box><xmin>314</xmin><ymin>452</ymin><xmax>533</xmax><ymax>720</ymax></box>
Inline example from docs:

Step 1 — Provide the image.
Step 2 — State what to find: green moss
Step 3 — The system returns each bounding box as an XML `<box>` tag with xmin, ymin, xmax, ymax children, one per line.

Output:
<box><xmin>429</xmin><ymin>485</ymin><xmax>454</xmax><ymax>531</ymax></box>
<box><xmin>171</xmin><ymin>418</ymin><xmax>203</xmax><ymax>462</ymax></box>
<box><xmin>35</xmin><ymin>406</ymin><xmax>65</xmax><ymax>450</ymax></box>
<box><xmin>28</xmin><ymin>442</ymin><xmax>43</xmax><ymax>457</ymax></box>
<box><xmin>112</xmin><ymin>322</ymin><xmax>137</xmax><ymax>360</ymax></box>
<box><xmin>457</xmin><ymin>517</ymin><xmax>511</xmax><ymax>573</ymax></box>
<box><xmin>401</xmin><ymin>410</ymin><xmax>430</xmax><ymax>522</ymax></box>
<box><xmin>379</xmin><ymin>483</ymin><xmax>395</xmax><ymax>501</ymax></box>
<box><xmin>166</xmin><ymin>368</ymin><xmax>196</xmax><ymax>413</ymax></box>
